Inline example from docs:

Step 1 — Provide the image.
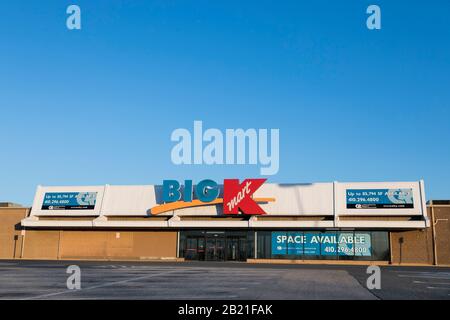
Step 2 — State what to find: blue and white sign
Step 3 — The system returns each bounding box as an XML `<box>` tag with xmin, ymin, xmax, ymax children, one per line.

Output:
<box><xmin>304</xmin><ymin>233</ymin><xmax>321</xmax><ymax>256</ymax></box>
<box><xmin>272</xmin><ymin>232</ymin><xmax>304</xmax><ymax>255</ymax></box>
<box><xmin>346</xmin><ymin>188</ymin><xmax>414</xmax><ymax>209</ymax></box>
<box><xmin>271</xmin><ymin>232</ymin><xmax>372</xmax><ymax>257</ymax></box>
<box><xmin>338</xmin><ymin>233</ymin><xmax>355</xmax><ymax>256</ymax></box>
<box><xmin>320</xmin><ymin>233</ymin><xmax>338</xmax><ymax>256</ymax></box>
<box><xmin>354</xmin><ymin>233</ymin><xmax>371</xmax><ymax>257</ymax></box>
<box><xmin>42</xmin><ymin>192</ymin><xmax>97</xmax><ymax>210</ymax></box>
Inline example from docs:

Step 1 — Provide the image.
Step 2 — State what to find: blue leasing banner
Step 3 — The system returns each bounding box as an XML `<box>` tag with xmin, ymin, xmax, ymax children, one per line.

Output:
<box><xmin>346</xmin><ymin>188</ymin><xmax>414</xmax><ymax>209</ymax></box>
<box><xmin>287</xmin><ymin>232</ymin><xmax>303</xmax><ymax>255</ymax></box>
<box><xmin>272</xmin><ymin>232</ymin><xmax>303</xmax><ymax>255</ymax></box>
<box><xmin>42</xmin><ymin>192</ymin><xmax>97</xmax><ymax>210</ymax></box>
<box><xmin>304</xmin><ymin>233</ymin><xmax>321</xmax><ymax>255</ymax></box>
<box><xmin>271</xmin><ymin>232</ymin><xmax>372</xmax><ymax>257</ymax></box>
<box><xmin>321</xmin><ymin>233</ymin><xmax>338</xmax><ymax>256</ymax></box>
<box><xmin>338</xmin><ymin>233</ymin><xmax>355</xmax><ymax>256</ymax></box>
<box><xmin>354</xmin><ymin>233</ymin><xmax>371</xmax><ymax>257</ymax></box>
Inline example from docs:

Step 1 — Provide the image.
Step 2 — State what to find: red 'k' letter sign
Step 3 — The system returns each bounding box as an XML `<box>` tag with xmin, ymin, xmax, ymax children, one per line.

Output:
<box><xmin>223</xmin><ymin>179</ymin><xmax>267</xmax><ymax>215</ymax></box>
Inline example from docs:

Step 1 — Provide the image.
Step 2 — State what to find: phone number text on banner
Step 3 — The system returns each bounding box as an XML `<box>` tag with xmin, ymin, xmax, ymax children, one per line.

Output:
<box><xmin>271</xmin><ymin>232</ymin><xmax>372</xmax><ymax>257</ymax></box>
<box><xmin>346</xmin><ymin>188</ymin><xmax>413</xmax><ymax>209</ymax></box>
<box><xmin>42</xmin><ymin>192</ymin><xmax>97</xmax><ymax>210</ymax></box>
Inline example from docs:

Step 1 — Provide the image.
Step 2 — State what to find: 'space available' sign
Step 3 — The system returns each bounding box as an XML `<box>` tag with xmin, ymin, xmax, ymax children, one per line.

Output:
<box><xmin>271</xmin><ymin>232</ymin><xmax>372</xmax><ymax>256</ymax></box>
<box><xmin>346</xmin><ymin>188</ymin><xmax>414</xmax><ymax>209</ymax></box>
<box><xmin>41</xmin><ymin>192</ymin><xmax>97</xmax><ymax>210</ymax></box>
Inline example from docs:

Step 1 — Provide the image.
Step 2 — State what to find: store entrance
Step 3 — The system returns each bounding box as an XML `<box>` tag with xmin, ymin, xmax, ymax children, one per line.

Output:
<box><xmin>181</xmin><ymin>231</ymin><xmax>250</xmax><ymax>262</ymax></box>
<box><xmin>206</xmin><ymin>237</ymin><xmax>225</xmax><ymax>261</ymax></box>
<box><xmin>226</xmin><ymin>237</ymin><xmax>247</xmax><ymax>261</ymax></box>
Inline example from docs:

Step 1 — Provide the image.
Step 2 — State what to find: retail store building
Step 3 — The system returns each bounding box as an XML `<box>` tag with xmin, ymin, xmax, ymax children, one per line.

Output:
<box><xmin>0</xmin><ymin>180</ymin><xmax>449</xmax><ymax>265</ymax></box>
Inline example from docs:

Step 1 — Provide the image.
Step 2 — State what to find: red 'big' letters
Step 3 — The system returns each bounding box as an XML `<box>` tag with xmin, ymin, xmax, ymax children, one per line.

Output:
<box><xmin>223</xmin><ymin>179</ymin><xmax>267</xmax><ymax>215</ymax></box>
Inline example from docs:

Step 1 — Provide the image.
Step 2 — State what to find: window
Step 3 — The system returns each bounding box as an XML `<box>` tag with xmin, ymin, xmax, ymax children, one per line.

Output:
<box><xmin>257</xmin><ymin>230</ymin><xmax>390</xmax><ymax>261</ymax></box>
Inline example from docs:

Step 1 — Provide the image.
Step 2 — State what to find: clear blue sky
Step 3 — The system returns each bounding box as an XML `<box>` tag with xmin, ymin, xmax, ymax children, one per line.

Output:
<box><xmin>1</xmin><ymin>1</ymin><xmax>449</xmax><ymax>205</ymax></box>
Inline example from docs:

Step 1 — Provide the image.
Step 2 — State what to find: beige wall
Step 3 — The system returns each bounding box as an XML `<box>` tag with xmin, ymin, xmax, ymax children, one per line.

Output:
<box><xmin>390</xmin><ymin>229</ymin><xmax>434</xmax><ymax>265</ymax></box>
<box><xmin>22</xmin><ymin>230</ymin><xmax>60</xmax><ymax>259</ymax></box>
<box><xmin>0</xmin><ymin>208</ymin><xmax>178</xmax><ymax>260</ymax></box>
<box><xmin>431</xmin><ymin>206</ymin><xmax>450</xmax><ymax>265</ymax></box>
<box><xmin>22</xmin><ymin>230</ymin><xmax>177</xmax><ymax>260</ymax></box>
<box><xmin>133</xmin><ymin>231</ymin><xmax>177</xmax><ymax>258</ymax></box>
<box><xmin>0</xmin><ymin>208</ymin><xmax>28</xmax><ymax>259</ymax></box>
<box><xmin>390</xmin><ymin>205</ymin><xmax>450</xmax><ymax>265</ymax></box>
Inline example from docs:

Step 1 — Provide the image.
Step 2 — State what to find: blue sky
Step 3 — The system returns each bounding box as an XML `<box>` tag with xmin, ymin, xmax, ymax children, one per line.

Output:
<box><xmin>1</xmin><ymin>1</ymin><xmax>449</xmax><ymax>205</ymax></box>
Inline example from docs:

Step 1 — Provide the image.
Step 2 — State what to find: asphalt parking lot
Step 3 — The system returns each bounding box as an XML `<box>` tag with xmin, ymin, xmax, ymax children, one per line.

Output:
<box><xmin>0</xmin><ymin>260</ymin><xmax>448</xmax><ymax>300</ymax></box>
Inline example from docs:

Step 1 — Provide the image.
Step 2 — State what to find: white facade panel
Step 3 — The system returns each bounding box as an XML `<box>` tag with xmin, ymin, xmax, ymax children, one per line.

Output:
<box><xmin>336</xmin><ymin>220</ymin><xmax>427</xmax><ymax>229</ymax></box>
<box><xmin>173</xmin><ymin>205</ymin><xmax>221</xmax><ymax>216</ymax></box>
<box><xmin>22</xmin><ymin>217</ymin><xmax>94</xmax><ymax>227</ymax></box>
<box><xmin>168</xmin><ymin>219</ymin><xmax>249</xmax><ymax>228</ymax></box>
<box><xmin>253</xmin><ymin>183</ymin><xmax>334</xmax><ymax>216</ymax></box>
<box><xmin>249</xmin><ymin>220</ymin><xmax>334</xmax><ymax>228</ymax></box>
<box><xmin>100</xmin><ymin>185</ymin><xmax>158</xmax><ymax>216</ymax></box>
<box><xmin>93</xmin><ymin>219</ymin><xmax>169</xmax><ymax>228</ymax></box>
<box><xmin>335</xmin><ymin>181</ymin><xmax>423</xmax><ymax>216</ymax></box>
<box><xmin>30</xmin><ymin>185</ymin><xmax>105</xmax><ymax>217</ymax></box>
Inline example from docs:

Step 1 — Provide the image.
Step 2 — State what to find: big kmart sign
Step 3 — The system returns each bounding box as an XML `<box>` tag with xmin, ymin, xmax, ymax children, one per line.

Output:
<box><xmin>150</xmin><ymin>179</ymin><xmax>275</xmax><ymax>215</ymax></box>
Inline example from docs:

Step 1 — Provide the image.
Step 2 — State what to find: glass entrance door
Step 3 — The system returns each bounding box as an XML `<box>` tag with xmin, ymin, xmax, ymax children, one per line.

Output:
<box><xmin>181</xmin><ymin>231</ymin><xmax>252</xmax><ymax>261</ymax></box>
<box><xmin>206</xmin><ymin>237</ymin><xmax>225</xmax><ymax>261</ymax></box>
<box><xmin>185</xmin><ymin>236</ymin><xmax>205</xmax><ymax>261</ymax></box>
<box><xmin>226</xmin><ymin>237</ymin><xmax>239</xmax><ymax>261</ymax></box>
<box><xmin>238</xmin><ymin>237</ymin><xmax>247</xmax><ymax>261</ymax></box>
<box><xmin>226</xmin><ymin>237</ymin><xmax>247</xmax><ymax>261</ymax></box>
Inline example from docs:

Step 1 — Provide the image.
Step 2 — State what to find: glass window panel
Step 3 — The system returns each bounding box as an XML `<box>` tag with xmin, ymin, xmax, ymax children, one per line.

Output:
<box><xmin>257</xmin><ymin>231</ymin><xmax>271</xmax><ymax>259</ymax></box>
<box><xmin>287</xmin><ymin>231</ymin><xmax>304</xmax><ymax>256</ymax></box>
<box><xmin>371</xmin><ymin>231</ymin><xmax>390</xmax><ymax>261</ymax></box>
<box><xmin>338</xmin><ymin>232</ymin><xmax>355</xmax><ymax>258</ymax></box>
<box><xmin>320</xmin><ymin>232</ymin><xmax>338</xmax><ymax>257</ymax></box>
<box><xmin>303</xmin><ymin>232</ymin><xmax>321</xmax><ymax>259</ymax></box>
<box><xmin>271</xmin><ymin>231</ymin><xmax>288</xmax><ymax>257</ymax></box>
<box><xmin>354</xmin><ymin>233</ymin><xmax>372</xmax><ymax>257</ymax></box>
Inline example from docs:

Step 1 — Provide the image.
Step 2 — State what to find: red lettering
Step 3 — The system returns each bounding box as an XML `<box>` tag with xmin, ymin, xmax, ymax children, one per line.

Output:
<box><xmin>223</xmin><ymin>179</ymin><xmax>267</xmax><ymax>214</ymax></box>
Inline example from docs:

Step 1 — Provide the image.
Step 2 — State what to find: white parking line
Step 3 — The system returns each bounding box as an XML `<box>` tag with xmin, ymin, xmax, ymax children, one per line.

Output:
<box><xmin>21</xmin><ymin>269</ymin><xmax>183</xmax><ymax>300</ymax></box>
<box><xmin>391</xmin><ymin>270</ymin><xmax>450</xmax><ymax>274</ymax></box>
<box><xmin>413</xmin><ymin>280</ymin><xmax>450</xmax><ymax>285</ymax></box>
<box><xmin>398</xmin><ymin>275</ymin><xmax>450</xmax><ymax>280</ymax></box>
<box><xmin>426</xmin><ymin>286</ymin><xmax>450</xmax><ymax>290</ymax></box>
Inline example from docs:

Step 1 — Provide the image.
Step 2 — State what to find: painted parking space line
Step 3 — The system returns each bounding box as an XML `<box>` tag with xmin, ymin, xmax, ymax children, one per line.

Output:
<box><xmin>390</xmin><ymin>270</ymin><xmax>450</xmax><ymax>274</ymax></box>
<box><xmin>398</xmin><ymin>274</ymin><xmax>450</xmax><ymax>279</ymax></box>
<box><xmin>413</xmin><ymin>280</ymin><xmax>450</xmax><ymax>285</ymax></box>
<box><xmin>21</xmin><ymin>269</ymin><xmax>185</xmax><ymax>300</ymax></box>
<box><xmin>426</xmin><ymin>286</ymin><xmax>450</xmax><ymax>290</ymax></box>
<box><xmin>14</xmin><ymin>266</ymin><xmax>271</xmax><ymax>300</ymax></box>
